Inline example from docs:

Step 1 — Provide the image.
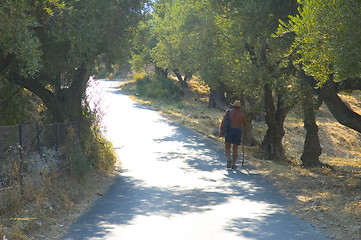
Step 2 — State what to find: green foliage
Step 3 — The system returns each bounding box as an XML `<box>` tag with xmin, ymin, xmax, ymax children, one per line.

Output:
<box><xmin>82</xmin><ymin>124</ymin><xmax>116</xmax><ymax>174</ymax></box>
<box><xmin>279</xmin><ymin>0</ymin><xmax>361</xmax><ymax>83</ymax></box>
<box><xmin>132</xmin><ymin>0</ymin><xmax>303</xmax><ymax>159</ymax></box>
<box><xmin>1</xmin><ymin>0</ymin><xmax>148</xmax><ymax>123</ymax></box>
<box><xmin>136</xmin><ymin>74</ymin><xmax>184</xmax><ymax>101</ymax></box>
<box><xmin>62</xmin><ymin>122</ymin><xmax>116</xmax><ymax>177</ymax></box>
<box><xmin>0</xmin><ymin>0</ymin><xmax>41</xmax><ymax>76</ymax></box>
<box><xmin>33</xmin><ymin>0</ymin><xmax>147</xmax><ymax>82</ymax></box>
<box><xmin>0</xmin><ymin>108</ymin><xmax>116</xmax><ymax>238</ymax></box>
<box><xmin>80</xmin><ymin>101</ymin><xmax>117</xmax><ymax>174</ymax></box>
<box><xmin>130</xmin><ymin>18</ymin><xmax>158</xmax><ymax>73</ymax></box>
<box><xmin>211</xmin><ymin>0</ymin><xmax>298</xmax><ymax>87</ymax></box>
<box><xmin>132</xmin><ymin>0</ymin><xmax>300</xmax><ymax>104</ymax></box>
<box><xmin>0</xmin><ymin>80</ymin><xmax>42</xmax><ymax>125</ymax></box>
<box><xmin>132</xmin><ymin>0</ymin><xmax>209</xmax><ymax>79</ymax></box>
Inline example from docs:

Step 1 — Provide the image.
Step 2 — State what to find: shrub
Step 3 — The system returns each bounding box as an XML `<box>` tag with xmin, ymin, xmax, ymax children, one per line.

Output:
<box><xmin>0</xmin><ymin>84</ymin><xmax>117</xmax><ymax>239</ymax></box>
<box><xmin>136</xmin><ymin>74</ymin><xmax>184</xmax><ymax>101</ymax></box>
<box><xmin>80</xmin><ymin>102</ymin><xmax>116</xmax><ymax>174</ymax></box>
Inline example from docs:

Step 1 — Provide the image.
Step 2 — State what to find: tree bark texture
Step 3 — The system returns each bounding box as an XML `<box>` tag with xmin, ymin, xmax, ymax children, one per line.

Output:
<box><xmin>243</xmin><ymin>112</ymin><xmax>259</xmax><ymax>146</ymax></box>
<box><xmin>321</xmin><ymin>82</ymin><xmax>361</xmax><ymax>133</ymax></box>
<box><xmin>155</xmin><ymin>66</ymin><xmax>168</xmax><ymax>78</ymax></box>
<box><xmin>0</xmin><ymin>54</ymin><xmax>14</xmax><ymax>73</ymax></box>
<box><xmin>300</xmin><ymin>69</ymin><xmax>361</xmax><ymax>134</ymax></box>
<box><xmin>173</xmin><ymin>69</ymin><xmax>188</xmax><ymax>88</ymax></box>
<box><xmin>239</xmin><ymin>95</ymin><xmax>259</xmax><ymax>146</ymax></box>
<box><xmin>208</xmin><ymin>84</ymin><xmax>227</xmax><ymax>109</ymax></box>
<box><xmin>261</xmin><ymin>83</ymin><xmax>292</xmax><ymax>160</ymax></box>
<box><xmin>11</xmin><ymin>64</ymin><xmax>91</xmax><ymax>122</ymax></box>
<box><xmin>301</xmin><ymin>84</ymin><xmax>323</xmax><ymax>168</ymax></box>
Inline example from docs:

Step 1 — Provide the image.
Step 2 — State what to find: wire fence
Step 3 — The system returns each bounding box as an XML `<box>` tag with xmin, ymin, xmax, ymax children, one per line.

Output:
<box><xmin>0</xmin><ymin>121</ymin><xmax>80</xmax><ymax>189</ymax></box>
<box><xmin>0</xmin><ymin>121</ymin><xmax>80</xmax><ymax>160</ymax></box>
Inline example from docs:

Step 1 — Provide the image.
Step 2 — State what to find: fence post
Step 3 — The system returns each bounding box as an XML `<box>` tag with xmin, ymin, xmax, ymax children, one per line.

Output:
<box><xmin>18</xmin><ymin>123</ymin><xmax>24</xmax><ymax>194</ymax></box>
<box><xmin>55</xmin><ymin>122</ymin><xmax>59</xmax><ymax>153</ymax></box>
<box><xmin>36</xmin><ymin>121</ymin><xmax>41</xmax><ymax>156</ymax></box>
<box><xmin>78</xmin><ymin>121</ymin><xmax>81</xmax><ymax>139</ymax></box>
<box><xmin>18</xmin><ymin>123</ymin><xmax>22</xmax><ymax>159</ymax></box>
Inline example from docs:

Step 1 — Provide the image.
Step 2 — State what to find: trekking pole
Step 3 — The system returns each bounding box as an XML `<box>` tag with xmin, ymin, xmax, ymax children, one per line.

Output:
<box><xmin>241</xmin><ymin>138</ymin><xmax>245</xmax><ymax>167</ymax></box>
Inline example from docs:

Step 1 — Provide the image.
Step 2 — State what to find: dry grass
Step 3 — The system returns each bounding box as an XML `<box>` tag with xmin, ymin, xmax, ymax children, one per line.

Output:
<box><xmin>0</xmin><ymin>164</ymin><xmax>117</xmax><ymax>240</ymax></box>
<box><xmin>281</xmin><ymin>97</ymin><xmax>361</xmax><ymax>240</ymax></box>
<box><xmin>31</xmin><ymin>169</ymin><xmax>118</xmax><ymax>240</ymax></box>
<box><xmin>120</xmin><ymin>77</ymin><xmax>361</xmax><ymax>240</ymax></box>
<box><xmin>0</xmin><ymin>124</ymin><xmax>119</xmax><ymax>240</ymax></box>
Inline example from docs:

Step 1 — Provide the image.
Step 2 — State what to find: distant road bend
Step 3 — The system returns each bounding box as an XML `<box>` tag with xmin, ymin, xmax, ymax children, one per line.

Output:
<box><xmin>60</xmin><ymin>79</ymin><xmax>330</xmax><ymax>240</ymax></box>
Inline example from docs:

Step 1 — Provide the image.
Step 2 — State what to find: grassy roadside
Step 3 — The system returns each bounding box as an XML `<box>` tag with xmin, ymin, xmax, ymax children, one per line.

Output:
<box><xmin>0</xmin><ymin>118</ymin><xmax>119</xmax><ymax>239</ymax></box>
<box><xmin>119</xmin><ymin>76</ymin><xmax>361</xmax><ymax>240</ymax></box>
<box><xmin>0</xmin><ymin>160</ymin><xmax>118</xmax><ymax>240</ymax></box>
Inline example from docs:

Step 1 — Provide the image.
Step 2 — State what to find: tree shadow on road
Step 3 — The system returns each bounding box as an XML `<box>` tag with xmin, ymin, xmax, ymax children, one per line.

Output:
<box><xmin>61</xmin><ymin>173</ymin><xmax>231</xmax><ymax>239</ymax></box>
<box><xmin>61</xmin><ymin>91</ymin><xmax>329</xmax><ymax>240</ymax></box>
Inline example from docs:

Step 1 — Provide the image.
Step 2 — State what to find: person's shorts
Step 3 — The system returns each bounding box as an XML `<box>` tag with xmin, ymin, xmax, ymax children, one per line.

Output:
<box><xmin>225</xmin><ymin>127</ymin><xmax>242</xmax><ymax>145</ymax></box>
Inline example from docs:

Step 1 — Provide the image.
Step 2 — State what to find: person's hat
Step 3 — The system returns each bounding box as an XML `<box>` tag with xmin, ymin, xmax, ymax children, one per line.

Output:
<box><xmin>231</xmin><ymin>100</ymin><xmax>241</xmax><ymax>108</ymax></box>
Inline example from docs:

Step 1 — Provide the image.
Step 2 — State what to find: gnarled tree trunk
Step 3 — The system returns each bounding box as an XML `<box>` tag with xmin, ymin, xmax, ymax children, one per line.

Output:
<box><xmin>261</xmin><ymin>83</ymin><xmax>292</xmax><ymax>160</ymax></box>
<box><xmin>173</xmin><ymin>69</ymin><xmax>188</xmax><ymax>88</ymax></box>
<box><xmin>301</xmin><ymin>83</ymin><xmax>323</xmax><ymax>167</ymax></box>
<box><xmin>243</xmin><ymin>112</ymin><xmax>259</xmax><ymax>146</ymax></box>
<box><xmin>239</xmin><ymin>95</ymin><xmax>259</xmax><ymax>146</ymax></box>
<box><xmin>300</xmin><ymin>70</ymin><xmax>361</xmax><ymax>133</ymax></box>
<box><xmin>321</xmin><ymin>82</ymin><xmax>361</xmax><ymax>133</ymax></box>
<box><xmin>11</xmin><ymin>64</ymin><xmax>91</xmax><ymax>122</ymax></box>
<box><xmin>155</xmin><ymin>66</ymin><xmax>168</xmax><ymax>78</ymax></box>
<box><xmin>0</xmin><ymin>54</ymin><xmax>14</xmax><ymax>73</ymax></box>
<box><xmin>208</xmin><ymin>82</ymin><xmax>227</xmax><ymax>109</ymax></box>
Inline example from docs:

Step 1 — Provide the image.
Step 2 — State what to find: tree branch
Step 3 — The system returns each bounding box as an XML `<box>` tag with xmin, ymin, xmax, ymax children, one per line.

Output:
<box><xmin>299</xmin><ymin>69</ymin><xmax>361</xmax><ymax>133</ymax></box>
<box><xmin>244</xmin><ymin>42</ymin><xmax>258</xmax><ymax>67</ymax></box>
<box><xmin>337</xmin><ymin>77</ymin><xmax>361</xmax><ymax>91</ymax></box>
<box><xmin>0</xmin><ymin>54</ymin><xmax>15</xmax><ymax>73</ymax></box>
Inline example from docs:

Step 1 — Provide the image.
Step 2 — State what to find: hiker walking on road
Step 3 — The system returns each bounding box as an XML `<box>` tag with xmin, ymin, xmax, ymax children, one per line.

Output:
<box><xmin>219</xmin><ymin>100</ymin><xmax>246</xmax><ymax>169</ymax></box>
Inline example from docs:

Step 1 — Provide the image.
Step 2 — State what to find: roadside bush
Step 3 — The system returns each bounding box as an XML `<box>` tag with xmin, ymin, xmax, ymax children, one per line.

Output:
<box><xmin>62</xmin><ymin>126</ymin><xmax>90</xmax><ymax>178</ymax></box>
<box><xmin>0</xmin><ymin>110</ymin><xmax>116</xmax><ymax>239</ymax></box>
<box><xmin>81</xmin><ymin>123</ymin><xmax>116</xmax><ymax>174</ymax></box>
<box><xmin>136</xmin><ymin>74</ymin><xmax>184</xmax><ymax>101</ymax></box>
<box><xmin>80</xmin><ymin>102</ymin><xmax>116</xmax><ymax>174</ymax></box>
<box><xmin>0</xmin><ymin>80</ymin><xmax>117</xmax><ymax>239</ymax></box>
<box><xmin>60</xmin><ymin>97</ymin><xmax>116</xmax><ymax>177</ymax></box>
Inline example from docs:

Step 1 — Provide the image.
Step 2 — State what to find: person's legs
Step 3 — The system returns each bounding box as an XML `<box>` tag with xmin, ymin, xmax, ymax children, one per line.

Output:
<box><xmin>225</xmin><ymin>142</ymin><xmax>232</xmax><ymax>168</ymax></box>
<box><xmin>225</xmin><ymin>142</ymin><xmax>231</xmax><ymax>158</ymax></box>
<box><xmin>232</xmin><ymin>144</ymin><xmax>239</xmax><ymax>165</ymax></box>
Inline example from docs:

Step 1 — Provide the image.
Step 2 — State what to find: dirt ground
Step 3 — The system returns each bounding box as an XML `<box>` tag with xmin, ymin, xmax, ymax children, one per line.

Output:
<box><xmin>23</xmin><ymin>77</ymin><xmax>360</xmax><ymax>240</ymax></box>
<box><xmin>27</xmin><ymin>168</ymin><xmax>118</xmax><ymax>240</ymax></box>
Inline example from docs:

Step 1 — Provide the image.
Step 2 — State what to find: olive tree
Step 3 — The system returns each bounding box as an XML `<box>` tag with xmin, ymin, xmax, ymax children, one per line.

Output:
<box><xmin>4</xmin><ymin>0</ymin><xmax>147</xmax><ymax>122</ymax></box>
<box><xmin>276</xmin><ymin>0</ymin><xmax>361</xmax><ymax>166</ymax></box>
<box><xmin>209</xmin><ymin>0</ymin><xmax>300</xmax><ymax>159</ymax></box>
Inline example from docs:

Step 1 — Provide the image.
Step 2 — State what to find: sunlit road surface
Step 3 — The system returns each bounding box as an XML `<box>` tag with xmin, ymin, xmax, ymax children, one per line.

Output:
<box><xmin>61</xmin><ymin>79</ymin><xmax>330</xmax><ymax>240</ymax></box>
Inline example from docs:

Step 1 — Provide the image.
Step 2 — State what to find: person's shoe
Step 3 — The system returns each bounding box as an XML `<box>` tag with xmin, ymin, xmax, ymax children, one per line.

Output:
<box><xmin>227</xmin><ymin>159</ymin><xmax>232</xmax><ymax>168</ymax></box>
<box><xmin>231</xmin><ymin>164</ymin><xmax>237</xmax><ymax>170</ymax></box>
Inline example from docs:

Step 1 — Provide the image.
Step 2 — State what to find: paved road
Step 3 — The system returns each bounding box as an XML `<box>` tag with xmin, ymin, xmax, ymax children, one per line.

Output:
<box><xmin>60</xmin><ymin>79</ymin><xmax>330</xmax><ymax>240</ymax></box>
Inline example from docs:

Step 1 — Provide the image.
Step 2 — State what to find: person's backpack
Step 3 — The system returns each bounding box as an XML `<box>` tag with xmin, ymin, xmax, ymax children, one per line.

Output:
<box><xmin>221</xmin><ymin>109</ymin><xmax>231</xmax><ymax>136</ymax></box>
